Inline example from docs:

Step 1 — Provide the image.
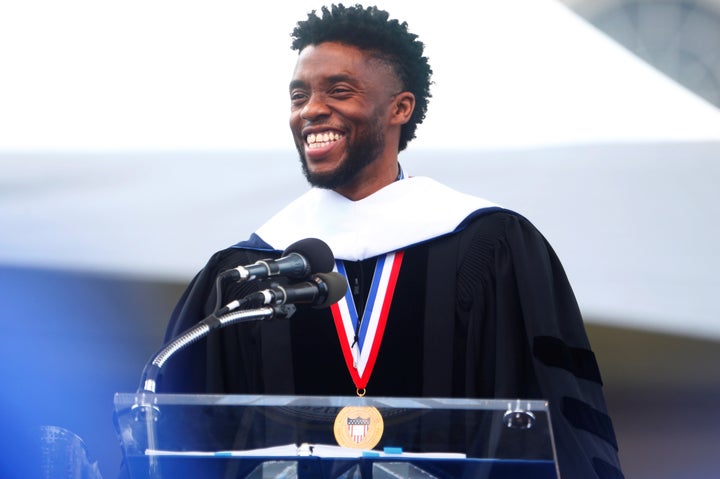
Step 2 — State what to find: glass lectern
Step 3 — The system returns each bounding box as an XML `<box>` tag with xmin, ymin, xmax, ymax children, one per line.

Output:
<box><xmin>114</xmin><ymin>393</ymin><xmax>559</xmax><ymax>479</ymax></box>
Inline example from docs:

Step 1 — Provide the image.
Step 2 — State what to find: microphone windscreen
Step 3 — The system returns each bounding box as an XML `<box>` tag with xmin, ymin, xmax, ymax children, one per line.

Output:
<box><xmin>314</xmin><ymin>272</ymin><xmax>349</xmax><ymax>308</ymax></box>
<box><xmin>283</xmin><ymin>238</ymin><xmax>335</xmax><ymax>274</ymax></box>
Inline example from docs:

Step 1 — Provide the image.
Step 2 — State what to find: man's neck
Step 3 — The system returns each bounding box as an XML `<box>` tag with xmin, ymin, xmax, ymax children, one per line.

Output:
<box><xmin>333</xmin><ymin>161</ymin><xmax>401</xmax><ymax>201</ymax></box>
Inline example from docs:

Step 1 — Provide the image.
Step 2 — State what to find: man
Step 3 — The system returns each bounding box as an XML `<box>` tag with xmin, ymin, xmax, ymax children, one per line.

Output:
<box><xmin>162</xmin><ymin>4</ymin><xmax>623</xmax><ymax>478</ymax></box>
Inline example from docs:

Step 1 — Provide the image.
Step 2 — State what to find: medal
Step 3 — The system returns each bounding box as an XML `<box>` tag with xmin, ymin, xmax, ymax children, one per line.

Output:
<box><xmin>330</xmin><ymin>251</ymin><xmax>403</xmax><ymax>449</ymax></box>
<box><xmin>333</xmin><ymin>405</ymin><xmax>385</xmax><ymax>449</ymax></box>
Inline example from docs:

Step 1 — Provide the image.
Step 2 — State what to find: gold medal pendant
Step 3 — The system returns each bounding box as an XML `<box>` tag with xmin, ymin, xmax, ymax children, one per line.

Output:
<box><xmin>333</xmin><ymin>406</ymin><xmax>384</xmax><ymax>449</ymax></box>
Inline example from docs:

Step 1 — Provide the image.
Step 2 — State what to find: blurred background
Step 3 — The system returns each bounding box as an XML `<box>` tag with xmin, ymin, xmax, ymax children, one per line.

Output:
<box><xmin>1</xmin><ymin>1</ymin><xmax>719</xmax><ymax>478</ymax></box>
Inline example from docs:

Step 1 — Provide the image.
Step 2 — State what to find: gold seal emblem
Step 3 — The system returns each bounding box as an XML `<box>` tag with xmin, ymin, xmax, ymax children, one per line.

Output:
<box><xmin>333</xmin><ymin>406</ymin><xmax>384</xmax><ymax>449</ymax></box>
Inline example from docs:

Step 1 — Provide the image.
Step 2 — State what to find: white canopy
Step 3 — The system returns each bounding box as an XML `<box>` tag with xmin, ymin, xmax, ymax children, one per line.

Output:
<box><xmin>0</xmin><ymin>0</ymin><xmax>718</xmax><ymax>150</ymax></box>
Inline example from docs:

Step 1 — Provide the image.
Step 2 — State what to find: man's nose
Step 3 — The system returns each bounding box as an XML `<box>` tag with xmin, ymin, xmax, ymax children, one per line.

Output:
<box><xmin>301</xmin><ymin>93</ymin><xmax>331</xmax><ymax>120</ymax></box>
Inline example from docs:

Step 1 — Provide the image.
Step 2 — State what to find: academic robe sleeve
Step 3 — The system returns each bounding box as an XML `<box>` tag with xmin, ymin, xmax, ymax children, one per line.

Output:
<box><xmin>158</xmin><ymin>247</ymin><xmax>278</xmax><ymax>393</ymax></box>
<box><xmin>451</xmin><ymin>212</ymin><xmax>623</xmax><ymax>479</ymax></box>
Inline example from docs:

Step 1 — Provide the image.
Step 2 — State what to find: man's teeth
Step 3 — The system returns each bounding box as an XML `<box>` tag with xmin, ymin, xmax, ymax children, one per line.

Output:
<box><xmin>306</xmin><ymin>132</ymin><xmax>342</xmax><ymax>148</ymax></box>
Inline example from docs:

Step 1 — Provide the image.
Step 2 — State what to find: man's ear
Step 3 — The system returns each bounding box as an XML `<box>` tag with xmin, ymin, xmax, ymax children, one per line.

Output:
<box><xmin>390</xmin><ymin>92</ymin><xmax>416</xmax><ymax>125</ymax></box>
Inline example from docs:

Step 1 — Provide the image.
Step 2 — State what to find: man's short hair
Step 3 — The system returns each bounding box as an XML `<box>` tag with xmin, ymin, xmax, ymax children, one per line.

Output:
<box><xmin>291</xmin><ymin>3</ymin><xmax>433</xmax><ymax>151</ymax></box>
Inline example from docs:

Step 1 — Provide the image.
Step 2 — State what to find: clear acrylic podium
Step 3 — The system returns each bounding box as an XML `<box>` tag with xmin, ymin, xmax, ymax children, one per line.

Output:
<box><xmin>114</xmin><ymin>393</ymin><xmax>559</xmax><ymax>479</ymax></box>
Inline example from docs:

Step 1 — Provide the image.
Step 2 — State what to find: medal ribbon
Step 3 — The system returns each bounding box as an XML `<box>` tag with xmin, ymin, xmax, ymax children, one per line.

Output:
<box><xmin>331</xmin><ymin>251</ymin><xmax>404</xmax><ymax>391</ymax></box>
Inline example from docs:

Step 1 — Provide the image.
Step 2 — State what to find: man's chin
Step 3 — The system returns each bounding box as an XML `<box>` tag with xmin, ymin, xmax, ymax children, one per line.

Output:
<box><xmin>298</xmin><ymin>146</ymin><xmax>377</xmax><ymax>191</ymax></box>
<box><xmin>300</xmin><ymin>155</ymin><xmax>348</xmax><ymax>190</ymax></box>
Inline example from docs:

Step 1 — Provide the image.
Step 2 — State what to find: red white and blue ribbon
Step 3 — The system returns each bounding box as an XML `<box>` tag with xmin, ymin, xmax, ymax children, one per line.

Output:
<box><xmin>331</xmin><ymin>251</ymin><xmax>404</xmax><ymax>393</ymax></box>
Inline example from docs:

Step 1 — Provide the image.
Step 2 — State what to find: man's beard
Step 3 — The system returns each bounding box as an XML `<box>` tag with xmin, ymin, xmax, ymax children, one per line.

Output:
<box><xmin>297</xmin><ymin>118</ymin><xmax>386</xmax><ymax>191</ymax></box>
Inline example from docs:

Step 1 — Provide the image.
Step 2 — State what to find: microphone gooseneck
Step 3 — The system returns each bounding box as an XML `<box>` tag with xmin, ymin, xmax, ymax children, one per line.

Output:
<box><xmin>138</xmin><ymin>305</ymin><xmax>296</xmax><ymax>394</ymax></box>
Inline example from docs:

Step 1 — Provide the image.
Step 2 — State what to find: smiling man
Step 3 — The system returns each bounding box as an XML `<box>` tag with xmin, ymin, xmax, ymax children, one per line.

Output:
<box><xmin>289</xmin><ymin>40</ymin><xmax>414</xmax><ymax>199</ymax></box>
<box><xmin>161</xmin><ymin>4</ymin><xmax>623</xmax><ymax>478</ymax></box>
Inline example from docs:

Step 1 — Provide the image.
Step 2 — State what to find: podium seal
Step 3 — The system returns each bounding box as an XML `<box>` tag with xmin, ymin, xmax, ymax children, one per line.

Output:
<box><xmin>333</xmin><ymin>406</ymin><xmax>384</xmax><ymax>449</ymax></box>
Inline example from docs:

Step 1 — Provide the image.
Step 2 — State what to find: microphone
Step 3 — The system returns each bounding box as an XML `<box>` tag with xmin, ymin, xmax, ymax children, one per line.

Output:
<box><xmin>243</xmin><ymin>272</ymin><xmax>348</xmax><ymax>309</ymax></box>
<box><xmin>138</xmin><ymin>272</ymin><xmax>347</xmax><ymax>393</ymax></box>
<box><xmin>221</xmin><ymin>238</ymin><xmax>334</xmax><ymax>281</ymax></box>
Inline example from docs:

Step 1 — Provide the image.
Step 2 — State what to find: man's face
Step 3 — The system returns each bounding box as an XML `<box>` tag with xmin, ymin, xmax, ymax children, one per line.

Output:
<box><xmin>289</xmin><ymin>42</ymin><xmax>402</xmax><ymax>192</ymax></box>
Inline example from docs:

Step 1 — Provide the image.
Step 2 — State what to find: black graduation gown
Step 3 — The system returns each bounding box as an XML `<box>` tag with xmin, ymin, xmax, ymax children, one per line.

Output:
<box><xmin>161</xmin><ymin>210</ymin><xmax>623</xmax><ymax>479</ymax></box>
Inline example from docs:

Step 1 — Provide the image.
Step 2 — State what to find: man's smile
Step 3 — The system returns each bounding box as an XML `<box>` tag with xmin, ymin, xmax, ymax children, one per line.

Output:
<box><xmin>306</xmin><ymin>130</ymin><xmax>344</xmax><ymax>149</ymax></box>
